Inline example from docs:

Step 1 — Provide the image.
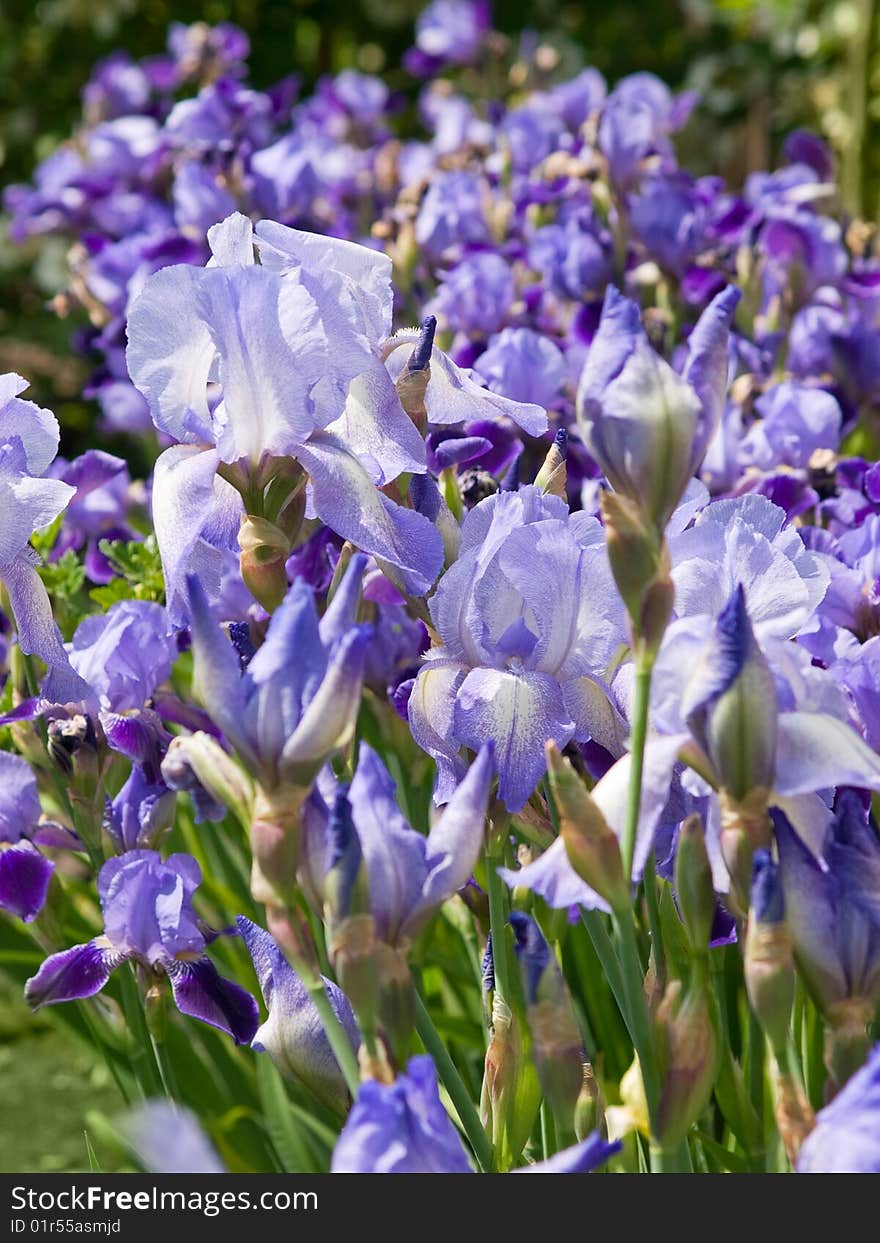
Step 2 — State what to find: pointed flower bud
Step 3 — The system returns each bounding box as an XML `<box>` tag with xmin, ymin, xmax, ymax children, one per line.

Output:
<box><xmin>509</xmin><ymin>912</ymin><xmax>584</xmax><ymax>1131</ymax></box>
<box><xmin>745</xmin><ymin>850</ymin><xmax>794</xmax><ymax>1054</ymax></box>
<box><xmin>674</xmin><ymin>814</ymin><xmax>716</xmax><ymax>954</ymax></box>
<box><xmin>598</xmin><ymin>490</ymin><xmax>674</xmax><ymax>653</ymax></box>
<box><xmin>545</xmin><ymin>742</ymin><xmax>628</xmax><ymax>913</ymax></box>
<box><xmin>324</xmin><ymin>789</ymin><xmax>371</xmax><ymax>929</ymax></box>
<box><xmin>237</xmin><ymin>916</ymin><xmax>359</xmax><ymax>1116</ymax></box>
<box><xmin>654</xmin><ymin>978</ymin><xmax>718</xmax><ymax>1150</ymax></box>
<box><xmin>683</xmin><ymin>584</ymin><xmax>778</xmax><ymax>803</ymax></box>
<box><xmin>324</xmin><ymin>790</ymin><xmax>380</xmax><ymax>1038</ymax></box>
<box><xmin>574</xmin><ymin>1064</ymin><xmax>604</xmax><ymax>1142</ymax></box>
<box><xmin>395</xmin><ymin>315</ymin><xmax>436</xmax><ymax>427</ymax></box>
<box><xmin>774</xmin><ymin>797</ymin><xmax>880</xmax><ymax>1086</ymax></box>
<box><xmin>238</xmin><ymin>513</ymin><xmax>292</xmax><ymax>613</ymax></box>
<box><xmin>577</xmin><ymin>284</ymin><xmax>739</xmax><ymax>531</ymax></box>
<box><xmin>480</xmin><ymin>993</ymin><xmax>542</xmax><ymax>1171</ymax></box>
<box><xmin>533</xmin><ymin>428</ymin><xmax>567</xmax><ymax>497</ymax></box>
<box><xmin>47</xmin><ymin>713</ymin><xmax>99</xmax><ymax>787</ymax></box>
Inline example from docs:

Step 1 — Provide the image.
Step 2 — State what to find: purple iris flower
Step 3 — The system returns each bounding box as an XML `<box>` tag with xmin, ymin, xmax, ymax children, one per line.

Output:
<box><xmin>414</xmin><ymin>171</ymin><xmax>491</xmax><ymax>258</ymax></box>
<box><xmin>797</xmin><ymin>1044</ymin><xmax>880</xmax><ymax>1172</ymax></box>
<box><xmin>510</xmin><ymin>568</ymin><xmax>880</xmax><ymax>913</ymax></box>
<box><xmin>473</xmin><ymin>328</ymin><xmax>567</xmax><ymax>410</ymax></box>
<box><xmin>757</xmin><ymin>205</ymin><xmax>847</xmax><ymax>299</ymax></box>
<box><xmin>500</xmin><ymin>105</ymin><xmax>565</xmax><ymax>174</ymax></box>
<box><xmin>301</xmin><ymin>742</ymin><xmax>494</xmax><ymax>942</ymax></box>
<box><xmin>48</xmin><ymin>451</ymin><xmax>133</xmax><ymax>584</ymax></box>
<box><xmin>668</xmin><ymin>494</ymin><xmax>829</xmax><ymax>641</ymax></box>
<box><xmin>331</xmin><ymin>1055</ymin><xmax>619</xmax><ymax>1173</ymax></box>
<box><xmin>82</xmin><ymin>52</ymin><xmax>153</xmax><ymax>123</ymax></box>
<box><xmin>104</xmin><ymin>765</ymin><xmax>176</xmax><ymax>853</ymax></box>
<box><xmin>576</xmin><ymin>284</ymin><xmax>740</xmax><ymax>528</ymax></box>
<box><xmin>430</xmin><ymin>252</ymin><xmax>514</xmax><ymax>337</ymax></box>
<box><xmin>127</xmin><ymin>212</ymin><xmax>442</xmax><ymax>618</ymax></box>
<box><xmin>0</xmin><ymin>752</ymin><xmax>60</xmax><ymax>922</ymax></box>
<box><xmin>528</xmin><ymin>217</ymin><xmax>611</xmax><ymax>301</ymax></box>
<box><xmin>650</xmin><ymin>584</ymin><xmax>880</xmax><ymax>888</ymax></box>
<box><xmin>738</xmin><ymin>382</ymin><xmax>841</xmax><ymax>473</ymax></box>
<box><xmin>0</xmin><ymin>373</ymin><xmax>90</xmax><ymax>704</ymax></box>
<box><xmin>411</xmin><ymin>1</ymin><xmax>490</xmax><ymax>68</ymax></box>
<box><xmin>187</xmin><ymin>560</ymin><xmax>370</xmax><ymax>791</ymax></box>
<box><xmin>172</xmin><ymin>162</ymin><xmax>238</xmax><ymax>240</ymax></box>
<box><xmin>783</xmin><ymin>129</ymin><xmax>835</xmax><ymax>182</ymax></box>
<box><xmin>548</xmin><ymin>68</ymin><xmax>607</xmax><ymax>129</ymax></box>
<box><xmin>25</xmin><ymin>850</ymin><xmax>259</xmax><ymax>1044</ymax></box>
<box><xmin>427</xmin><ymin>419</ymin><xmax>522</xmax><ymax>480</ymax></box>
<box><xmin>166</xmin><ymin>21</ymin><xmax>251</xmax><ymax>82</ymax></box>
<box><xmin>408</xmin><ymin>485</ymin><xmax>627</xmax><ymax>810</ymax></box>
<box><xmin>629</xmin><ymin>174</ymin><xmax>707</xmax><ymax>275</ymax></box>
<box><xmin>332</xmin><ymin>1056</ymin><xmax>473</xmax><ymax>1172</ymax></box>
<box><xmin>774</xmin><ymin>797</ymin><xmax>880</xmax><ymax>1018</ymax></box>
<box><xmin>69</xmin><ymin>600</ymin><xmax>177</xmax><ymax>712</ymax></box>
<box><xmin>237</xmin><ymin>917</ymin><xmax>359</xmax><ymax>1113</ymax></box>
<box><xmin>801</xmin><ymin>512</ymin><xmax>880</xmax><ymax>651</ymax></box>
<box><xmin>597</xmin><ymin>73</ymin><xmax>695</xmax><ymax>191</ymax></box>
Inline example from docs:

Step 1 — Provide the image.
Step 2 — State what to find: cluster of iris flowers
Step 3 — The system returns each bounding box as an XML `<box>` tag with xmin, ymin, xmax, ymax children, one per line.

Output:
<box><xmin>1</xmin><ymin>3</ymin><xmax>880</xmax><ymax>1175</ymax></box>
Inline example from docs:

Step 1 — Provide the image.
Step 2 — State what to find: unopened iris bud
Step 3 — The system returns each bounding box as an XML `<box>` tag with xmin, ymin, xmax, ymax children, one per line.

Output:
<box><xmin>577</xmin><ymin>284</ymin><xmax>739</xmax><ymax>533</ymax></box>
<box><xmin>533</xmin><ymin>429</ymin><xmax>568</xmax><ymax>497</ymax></box>
<box><xmin>654</xmin><ymin>979</ymin><xmax>718</xmax><ymax>1150</ymax></box>
<box><xmin>745</xmin><ymin>850</ymin><xmax>794</xmax><ymax>1055</ymax></box>
<box><xmin>599</xmin><ymin>491</ymin><xmax>674</xmax><ymax>656</ymax></box>
<box><xmin>324</xmin><ymin>791</ymin><xmax>379</xmax><ymax>1038</ymax></box>
<box><xmin>481</xmin><ymin>993</ymin><xmax>542</xmax><ymax>1171</ymax></box>
<box><xmin>374</xmin><ymin>942</ymin><xmax>415</xmax><ymax>1073</ymax></box>
<box><xmin>574</xmin><ymin>1063</ymin><xmax>604</xmax><ymax>1142</ymax></box>
<box><xmin>545</xmin><ymin>743</ymin><xmax>628</xmax><ymax>913</ymax></box>
<box><xmin>510</xmin><ymin>913</ymin><xmax>584</xmax><ymax>1131</ymax></box>
<box><xmin>774</xmin><ymin>799</ymin><xmax>880</xmax><ymax>1089</ymax></box>
<box><xmin>395</xmin><ymin>315</ymin><xmax>435</xmax><ymax>429</ymax></box>
<box><xmin>238</xmin><ymin>514</ymin><xmax>291</xmax><ymax>613</ymax></box>
<box><xmin>674</xmin><ymin>814</ymin><xmax>715</xmax><ymax>954</ymax></box>
<box><xmin>684</xmin><ymin>585</ymin><xmax>777</xmax><ymax>804</ymax></box>
<box><xmin>683</xmin><ymin>585</ymin><xmax>776</xmax><ymax>906</ymax></box>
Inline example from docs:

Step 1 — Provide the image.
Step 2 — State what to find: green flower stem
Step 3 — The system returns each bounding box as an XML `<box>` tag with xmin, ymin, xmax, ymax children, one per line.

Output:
<box><xmin>612</xmin><ymin>906</ymin><xmax>661</xmax><ymax>1131</ymax></box>
<box><xmin>414</xmin><ymin>991</ymin><xmax>493</xmax><ymax>1173</ymax></box>
<box><xmin>621</xmin><ymin>658</ymin><xmax>653</xmax><ymax>882</ymax></box>
<box><xmin>150</xmin><ymin>1032</ymin><xmax>180</xmax><ymax>1101</ymax></box>
<box><xmin>118</xmin><ymin>966</ymin><xmax>166</xmax><ymax>1101</ymax></box>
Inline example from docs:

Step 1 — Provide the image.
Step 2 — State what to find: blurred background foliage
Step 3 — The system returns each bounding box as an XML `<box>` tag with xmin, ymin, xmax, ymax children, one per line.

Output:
<box><xmin>1</xmin><ymin>0</ymin><xmax>879</xmax><ymax>451</ymax></box>
<box><xmin>1</xmin><ymin>1</ymin><xmax>879</xmax><ymax>197</ymax></box>
<box><xmin>1</xmin><ymin>0</ymin><xmax>879</xmax><ymax>1173</ymax></box>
